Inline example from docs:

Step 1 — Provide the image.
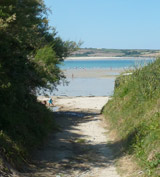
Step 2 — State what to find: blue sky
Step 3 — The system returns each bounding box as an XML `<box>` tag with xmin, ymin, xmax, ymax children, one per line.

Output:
<box><xmin>44</xmin><ymin>0</ymin><xmax>160</xmax><ymax>49</ymax></box>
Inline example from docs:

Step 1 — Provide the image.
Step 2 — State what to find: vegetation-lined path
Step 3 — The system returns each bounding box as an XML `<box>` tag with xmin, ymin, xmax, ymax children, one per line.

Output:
<box><xmin>23</xmin><ymin>97</ymin><xmax>119</xmax><ymax>177</ymax></box>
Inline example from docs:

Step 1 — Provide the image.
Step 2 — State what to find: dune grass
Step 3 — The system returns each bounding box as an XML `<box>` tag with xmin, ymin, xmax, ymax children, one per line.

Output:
<box><xmin>103</xmin><ymin>58</ymin><xmax>160</xmax><ymax>176</ymax></box>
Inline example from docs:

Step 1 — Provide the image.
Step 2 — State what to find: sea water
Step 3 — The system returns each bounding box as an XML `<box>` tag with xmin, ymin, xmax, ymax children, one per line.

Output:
<box><xmin>60</xmin><ymin>58</ymin><xmax>154</xmax><ymax>70</ymax></box>
<box><xmin>52</xmin><ymin>58</ymin><xmax>155</xmax><ymax>96</ymax></box>
<box><xmin>53</xmin><ymin>78</ymin><xmax>115</xmax><ymax>96</ymax></box>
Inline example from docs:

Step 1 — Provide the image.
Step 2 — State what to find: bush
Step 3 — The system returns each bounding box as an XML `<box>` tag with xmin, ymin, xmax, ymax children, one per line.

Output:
<box><xmin>0</xmin><ymin>95</ymin><xmax>56</xmax><ymax>170</ymax></box>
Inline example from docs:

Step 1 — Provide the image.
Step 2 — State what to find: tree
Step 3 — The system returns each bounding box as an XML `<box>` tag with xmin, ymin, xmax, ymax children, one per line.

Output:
<box><xmin>0</xmin><ymin>0</ymin><xmax>79</xmax><ymax>93</ymax></box>
<box><xmin>0</xmin><ymin>0</ymin><xmax>80</xmax><ymax>167</ymax></box>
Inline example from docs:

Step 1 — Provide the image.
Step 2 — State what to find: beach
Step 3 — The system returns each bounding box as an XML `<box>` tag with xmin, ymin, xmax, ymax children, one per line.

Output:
<box><xmin>39</xmin><ymin>62</ymin><xmax>127</xmax><ymax>97</ymax></box>
<box><xmin>53</xmin><ymin>67</ymin><xmax>125</xmax><ymax>96</ymax></box>
<box><xmin>38</xmin><ymin>68</ymin><xmax>120</xmax><ymax>97</ymax></box>
<box><xmin>63</xmin><ymin>68</ymin><xmax>124</xmax><ymax>78</ymax></box>
<box><xmin>38</xmin><ymin>96</ymin><xmax>110</xmax><ymax>112</ymax></box>
<box><xmin>39</xmin><ymin>57</ymin><xmax>148</xmax><ymax>97</ymax></box>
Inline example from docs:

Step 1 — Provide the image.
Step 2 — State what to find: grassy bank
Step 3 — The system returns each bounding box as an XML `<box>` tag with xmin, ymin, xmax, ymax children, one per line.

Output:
<box><xmin>103</xmin><ymin>58</ymin><xmax>160</xmax><ymax>176</ymax></box>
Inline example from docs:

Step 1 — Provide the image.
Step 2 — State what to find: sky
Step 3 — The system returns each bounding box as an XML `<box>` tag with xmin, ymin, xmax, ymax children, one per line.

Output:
<box><xmin>44</xmin><ymin>0</ymin><xmax>160</xmax><ymax>49</ymax></box>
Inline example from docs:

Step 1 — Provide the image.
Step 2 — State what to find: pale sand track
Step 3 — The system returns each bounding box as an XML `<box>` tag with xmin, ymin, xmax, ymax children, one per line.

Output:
<box><xmin>22</xmin><ymin>96</ymin><xmax>120</xmax><ymax>177</ymax></box>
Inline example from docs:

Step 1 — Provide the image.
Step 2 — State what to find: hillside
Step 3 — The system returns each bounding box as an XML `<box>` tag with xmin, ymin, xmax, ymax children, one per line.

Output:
<box><xmin>102</xmin><ymin>58</ymin><xmax>160</xmax><ymax>176</ymax></box>
<box><xmin>71</xmin><ymin>48</ymin><xmax>160</xmax><ymax>58</ymax></box>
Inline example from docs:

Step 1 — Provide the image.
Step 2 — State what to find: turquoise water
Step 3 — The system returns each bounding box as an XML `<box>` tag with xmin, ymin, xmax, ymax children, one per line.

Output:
<box><xmin>60</xmin><ymin>58</ymin><xmax>154</xmax><ymax>69</ymax></box>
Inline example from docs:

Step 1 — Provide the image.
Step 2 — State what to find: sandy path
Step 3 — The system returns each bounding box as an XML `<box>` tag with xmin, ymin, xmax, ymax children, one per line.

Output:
<box><xmin>24</xmin><ymin>97</ymin><xmax>120</xmax><ymax>177</ymax></box>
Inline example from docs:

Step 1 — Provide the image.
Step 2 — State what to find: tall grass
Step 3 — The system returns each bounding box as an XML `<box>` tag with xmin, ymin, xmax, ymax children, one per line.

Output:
<box><xmin>103</xmin><ymin>58</ymin><xmax>160</xmax><ymax>176</ymax></box>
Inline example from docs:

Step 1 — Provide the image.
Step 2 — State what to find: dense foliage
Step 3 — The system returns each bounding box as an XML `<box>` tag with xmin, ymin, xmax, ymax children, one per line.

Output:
<box><xmin>0</xmin><ymin>0</ymin><xmax>79</xmax><ymax>170</ymax></box>
<box><xmin>103</xmin><ymin>59</ymin><xmax>160</xmax><ymax>176</ymax></box>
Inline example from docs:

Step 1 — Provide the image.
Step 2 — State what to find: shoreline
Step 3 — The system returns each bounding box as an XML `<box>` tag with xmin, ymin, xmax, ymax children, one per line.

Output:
<box><xmin>37</xmin><ymin>96</ymin><xmax>110</xmax><ymax>112</ymax></box>
<box><xmin>62</xmin><ymin>68</ymin><xmax>124</xmax><ymax>78</ymax></box>
<box><xmin>66</xmin><ymin>56</ymin><xmax>155</xmax><ymax>60</ymax></box>
<box><xmin>38</xmin><ymin>68</ymin><xmax>122</xmax><ymax>97</ymax></box>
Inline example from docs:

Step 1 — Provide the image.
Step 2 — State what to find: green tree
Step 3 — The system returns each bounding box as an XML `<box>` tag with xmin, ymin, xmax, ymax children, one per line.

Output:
<box><xmin>0</xmin><ymin>0</ymin><xmax>80</xmax><ymax>169</ymax></box>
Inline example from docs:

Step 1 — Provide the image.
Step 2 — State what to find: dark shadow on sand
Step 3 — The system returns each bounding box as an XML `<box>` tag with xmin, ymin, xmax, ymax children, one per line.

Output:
<box><xmin>25</xmin><ymin>110</ymin><xmax>127</xmax><ymax>176</ymax></box>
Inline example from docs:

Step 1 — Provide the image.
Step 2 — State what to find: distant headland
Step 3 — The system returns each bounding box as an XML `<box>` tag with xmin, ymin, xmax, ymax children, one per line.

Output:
<box><xmin>70</xmin><ymin>48</ymin><xmax>160</xmax><ymax>58</ymax></box>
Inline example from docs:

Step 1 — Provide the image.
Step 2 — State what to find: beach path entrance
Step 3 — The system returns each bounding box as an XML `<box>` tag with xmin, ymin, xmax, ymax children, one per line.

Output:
<box><xmin>23</xmin><ymin>97</ymin><xmax>120</xmax><ymax>177</ymax></box>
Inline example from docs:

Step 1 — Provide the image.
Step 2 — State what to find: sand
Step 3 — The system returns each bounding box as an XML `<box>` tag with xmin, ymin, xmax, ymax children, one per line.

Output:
<box><xmin>29</xmin><ymin>96</ymin><xmax>120</xmax><ymax>177</ymax></box>
<box><xmin>63</xmin><ymin>68</ymin><xmax>124</xmax><ymax>78</ymax></box>
<box><xmin>37</xmin><ymin>96</ymin><xmax>110</xmax><ymax>112</ymax></box>
<box><xmin>55</xmin><ymin>96</ymin><xmax>109</xmax><ymax>112</ymax></box>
